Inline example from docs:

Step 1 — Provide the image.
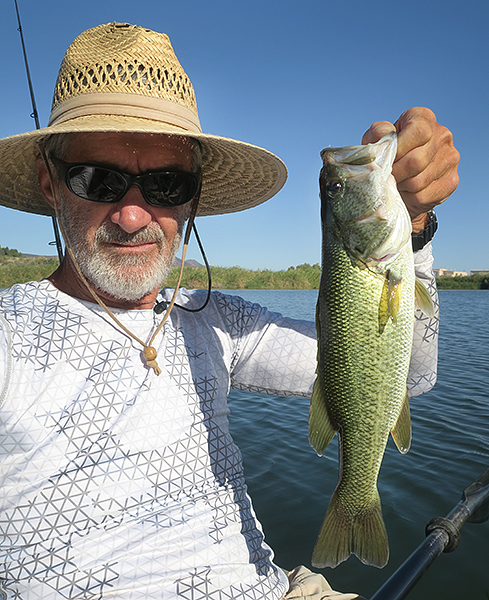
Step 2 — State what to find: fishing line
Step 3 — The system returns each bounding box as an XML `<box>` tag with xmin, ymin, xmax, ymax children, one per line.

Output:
<box><xmin>14</xmin><ymin>0</ymin><xmax>212</xmax><ymax>316</ymax></box>
<box><xmin>13</xmin><ymin>0</ymin><xmax>64</xmax><ymax>262</ymax></box>
<box><xmin>154</xmin><ymin>223</ymin><xmax>212</xmax><ymax>314</ymax></box>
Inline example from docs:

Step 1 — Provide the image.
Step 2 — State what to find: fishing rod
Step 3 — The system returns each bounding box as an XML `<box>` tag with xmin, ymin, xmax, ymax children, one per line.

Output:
<box><xmin>13</xmin><ymin>0</ymin><xmax>64</xmax><ymax>263</ymax></box>
<box><xmin>370</xmin><ymin>466</ymin><xmax>489</xmax><ymax>600</ymax></box>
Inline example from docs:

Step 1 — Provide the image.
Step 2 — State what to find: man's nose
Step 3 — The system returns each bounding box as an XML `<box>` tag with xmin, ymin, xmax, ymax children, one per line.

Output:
<box><xmin>109</xmin><ymin>185</ymin><xmax>153</xmax><ymax>233</ymax></box>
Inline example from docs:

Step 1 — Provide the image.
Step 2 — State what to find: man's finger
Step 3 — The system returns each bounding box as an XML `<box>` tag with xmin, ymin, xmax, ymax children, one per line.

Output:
<box><xmin>361</xmin><ymin>121</ymin><xmax>396</xmax><ymax>145</ymax></box>
<box><xmin>394</xmin><ymin>107</ymin><xmax>435</xmax><ymax>159</ymax></box>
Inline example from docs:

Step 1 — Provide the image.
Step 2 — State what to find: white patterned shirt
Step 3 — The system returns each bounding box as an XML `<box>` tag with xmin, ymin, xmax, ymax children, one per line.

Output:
<box><xmin>0</xmin><ymin>245</ymin><xmax>437</xmax><ymax>599</ymax></box>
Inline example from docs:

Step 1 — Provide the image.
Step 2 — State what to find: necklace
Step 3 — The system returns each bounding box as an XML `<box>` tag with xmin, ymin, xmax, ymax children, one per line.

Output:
<box><xmin>40</xmin><ymin>143</ymin><xmax>198</xmax><ymax>375</ymax></box>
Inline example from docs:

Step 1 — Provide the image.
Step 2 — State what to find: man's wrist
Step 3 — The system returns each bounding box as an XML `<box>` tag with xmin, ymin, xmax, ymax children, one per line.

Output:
<box><xmin>411</xmin><ymin>212</ymin><xmax>428</xmax><ymax>234</ymax></box>
<box><xmin>411</xmin><ymin>209</ymin><xmax>438</xmax><ymax>251</ymax></box>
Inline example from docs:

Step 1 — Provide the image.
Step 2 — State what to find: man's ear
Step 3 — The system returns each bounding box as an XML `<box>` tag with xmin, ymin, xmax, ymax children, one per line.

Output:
<box><xmin>36</xmin><ymin>154</ymin><xmax>56</xmax><ymax>209</ymax></box>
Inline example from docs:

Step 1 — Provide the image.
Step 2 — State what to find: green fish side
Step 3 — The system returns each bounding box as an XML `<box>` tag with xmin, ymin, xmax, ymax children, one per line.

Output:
<box><xmin>309</xmin><ymin>226</ymin><xmax>415</xmax><ymax>569</ymax></box>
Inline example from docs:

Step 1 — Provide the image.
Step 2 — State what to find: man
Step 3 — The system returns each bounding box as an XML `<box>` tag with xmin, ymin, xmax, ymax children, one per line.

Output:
<box><xmin>0</xmin><ymin>22</ymin><xmax>459</xmax><ymax>600</ymax></box>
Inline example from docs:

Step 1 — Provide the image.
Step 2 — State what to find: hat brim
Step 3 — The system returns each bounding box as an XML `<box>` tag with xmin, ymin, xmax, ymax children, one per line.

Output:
<box><xmin>0</xmin><ymin>115</ymin><xmax>287</xmax><ymax>218</ymax></box>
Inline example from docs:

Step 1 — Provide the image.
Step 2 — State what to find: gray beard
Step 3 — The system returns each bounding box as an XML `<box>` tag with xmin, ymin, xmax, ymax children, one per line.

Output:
<box><xmin>58</xmin><ymin>194</ymin><xmax>184</xmax><ymax>302</ymax></box>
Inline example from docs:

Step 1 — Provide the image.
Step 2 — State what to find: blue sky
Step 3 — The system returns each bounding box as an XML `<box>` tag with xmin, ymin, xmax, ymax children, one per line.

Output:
<box><xmin>0</xmin><ymin>0</ymin><xmax>487</xmax><ymax>272</ymax></box>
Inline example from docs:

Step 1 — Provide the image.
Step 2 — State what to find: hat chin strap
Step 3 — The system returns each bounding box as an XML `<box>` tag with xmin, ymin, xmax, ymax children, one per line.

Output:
<box><xmin>38</xmin><ymin>142</ymin><xmax>199</xmax><ymax>376</ymax></box>
<box><xmin>48</xmin><ymin>92</ymin><xmax>203</xmax><ymax>133</ymax></box>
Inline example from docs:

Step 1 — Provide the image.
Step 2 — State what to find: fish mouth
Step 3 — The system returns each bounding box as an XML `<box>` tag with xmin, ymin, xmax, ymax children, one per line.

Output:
<box><xmin>368</xmin><ymin>253</ymin><xmax>396</xmax><ymax>265</ymax></box>
<box><xmin>321</xmin><ymin>132</ymin><xmax>397</xmax><ymax>170</ymax></box>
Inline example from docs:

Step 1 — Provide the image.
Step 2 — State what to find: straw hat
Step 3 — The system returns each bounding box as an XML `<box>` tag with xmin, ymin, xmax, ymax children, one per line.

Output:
<box><xmin>0</xmin><ymin>22</ymin><xmax>287</xmax><ymax>217</ymax></box>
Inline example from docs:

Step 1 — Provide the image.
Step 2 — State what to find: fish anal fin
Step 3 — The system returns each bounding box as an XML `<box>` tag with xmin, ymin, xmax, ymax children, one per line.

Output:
<box><xmin>415</xmin><ymin>277</ymin><xmax>435</xmax><ymax>317</ymax></box>
<box><xmin>309</xmin><ymin>377</ymin><xmax>337</xmax><ymax>456</ymax></box>
<box><xmin>391</xmin><ymin>390</ymin><xmax>412</xmax><ymax>454</ymax></box>
<box><xmin>311</xmin><ymin>488</ymin><xmax>389</xmax><ymax>569</ymax></box>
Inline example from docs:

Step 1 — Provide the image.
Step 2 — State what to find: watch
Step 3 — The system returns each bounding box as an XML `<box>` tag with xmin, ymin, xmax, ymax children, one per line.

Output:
<box><xmin>411</xmin><ymin>209</ymin><xmax>438</xmax><ymax>252</ymax></box>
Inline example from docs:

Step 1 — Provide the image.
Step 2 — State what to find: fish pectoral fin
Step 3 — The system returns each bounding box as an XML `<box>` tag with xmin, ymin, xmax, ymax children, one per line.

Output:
<box><xmin>309</xmin><ymin>378</ymin><xmax>337</xmax><ymax>456</ymax></box>
<box><xmin>390</xmin><ymin>390</ymin><xmax>412</xmax><ymax>454</ymax></box>
<box><xmin>378</xmin><ymin>272</ymin><xmax>402</xmax><ymax>332</ymax></box>
<box><xmin>387</xmin><ymin>271</ymin><xmax>402</xmax><ymax>323</ymax></box>
<box><xmin>415</xmin><ymin>277</ymin><xmax>435</xmax><ymax>317</ymax></box>
<box><xmin>379</xmin><ymin>277</ymin><xmax>390</xmax><ymax>334</ymax></box>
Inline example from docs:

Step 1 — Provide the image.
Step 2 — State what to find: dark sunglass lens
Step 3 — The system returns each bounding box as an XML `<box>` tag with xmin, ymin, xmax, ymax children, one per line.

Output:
<box><xmin>143</xmin><ymin>173</ymin><xmax>197</xmax><ymax>206</ymax></box>
<box><xmin>67</xmin><ymin>166</ymin><xmax>126</xmax><ymax>202</ymax></box>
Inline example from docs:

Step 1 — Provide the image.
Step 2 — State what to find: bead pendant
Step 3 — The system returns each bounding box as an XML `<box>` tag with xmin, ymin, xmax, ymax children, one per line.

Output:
<box><xmin>143</xmin><ymin>346</ymin><xmax>162</xmax><ymax>376</ymax></box>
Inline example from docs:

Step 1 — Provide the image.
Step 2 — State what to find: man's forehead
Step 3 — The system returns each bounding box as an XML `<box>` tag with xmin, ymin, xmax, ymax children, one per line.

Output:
<box><xmin>62</xmin><ymin>131</ymin><xmax>201</xmax><ymax>170</ymax></box>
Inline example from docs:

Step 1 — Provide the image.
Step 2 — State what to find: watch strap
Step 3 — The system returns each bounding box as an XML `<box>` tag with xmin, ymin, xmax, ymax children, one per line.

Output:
<box><xmin>411</xmin><ymin>210</ymin><xmax>438</xmax><ymax>252</ymax></box>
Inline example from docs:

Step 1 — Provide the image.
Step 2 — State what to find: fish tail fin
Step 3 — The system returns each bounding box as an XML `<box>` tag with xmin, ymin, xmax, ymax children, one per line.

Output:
<box><xmin>311</xmin><ymin>489</ymin><xmax>389</xmax><ymax>569</ymax></box>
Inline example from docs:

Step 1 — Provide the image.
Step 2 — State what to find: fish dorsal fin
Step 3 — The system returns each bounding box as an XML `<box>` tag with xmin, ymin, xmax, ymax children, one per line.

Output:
<box><xmin>309</xmin><ymin>378</ymin><xmax>337</xmax><ymax>456</ymax></box>
<box><xmin>415</xmin><ymin>277</ymin><xmax>435</xmax><ymax>317</ymax></box>
<box><xmin>391</xmin><ymin>391</ymin><xmax>412</xmax><ymax>454</ymax></box>
<box><xmin>309</xmin><ymin>304</ymin><xmax>338</xmax><ymax>456</ymax></box>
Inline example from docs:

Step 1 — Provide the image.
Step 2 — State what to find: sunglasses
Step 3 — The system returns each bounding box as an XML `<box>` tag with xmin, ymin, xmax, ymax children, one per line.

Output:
<box><xmin>50</xmin><ymin>156</ymin><xmax>201</xmax><ymax>208</ymax></box>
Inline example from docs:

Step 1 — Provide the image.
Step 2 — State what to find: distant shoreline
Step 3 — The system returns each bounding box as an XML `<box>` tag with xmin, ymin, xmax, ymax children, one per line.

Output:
<box><xmin>1</xmin><ymin>255</ymin><xmax>488</xmax><ymax>291</ymax></box>
<box><xmin>436</xmin><ymin>275</ymin><xmax>489</xmax><ymax>290</ymax></box>
<box><xmin>0</xmin><ymin>255</ymin><xmax>321</xmax><ymax>290</ymax></box>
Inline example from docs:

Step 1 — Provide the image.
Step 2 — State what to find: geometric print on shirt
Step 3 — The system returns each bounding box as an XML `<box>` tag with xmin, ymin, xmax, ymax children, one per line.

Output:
<box><xmin>0</xmin><ymin>282</ymin><xmax>319</xmax><ymax>599</ymax></box>
<box><xmin>407</xmin><ymin>250</ymin><xmax>440</xmax><ymax>397</ymax></box>
<box><xmin>0</xmin><ymin>249</ymin><xmax>438</xmax><ymax>600</ymax></box>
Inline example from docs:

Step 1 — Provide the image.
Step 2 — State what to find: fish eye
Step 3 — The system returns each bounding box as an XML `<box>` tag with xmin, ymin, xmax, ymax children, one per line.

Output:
<box><xmin>327</xmin><ymin>180</ymin><xmax>342</xmax><ymax>195</ymax></box>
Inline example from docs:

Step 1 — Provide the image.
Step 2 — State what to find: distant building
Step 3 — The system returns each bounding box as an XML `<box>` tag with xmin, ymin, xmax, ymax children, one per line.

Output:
<box><xmin>433</xmin><ymin>268</ymin><xmax>468</xmax><ymax>278</ymax></box>
<box><xmin>470</xmin><ymin>270</ymin><xmax>489</xmax><ymax>276</ymax></box>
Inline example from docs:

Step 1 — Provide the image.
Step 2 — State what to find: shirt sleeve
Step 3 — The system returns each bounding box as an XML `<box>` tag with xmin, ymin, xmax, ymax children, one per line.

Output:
<box><xmin>213</xmin><ymin>292</ymin><xmax>317</xmax><ymax>398</ymax></box>
<box><xmin>408</xmin><ymin>242</ymin><xmax>439</xmax><ymax>397</ymax></box>
<box><xmin>214</xmin><ymin>239</ymin><xmax>439</xmax><ymax>401</ymax></box>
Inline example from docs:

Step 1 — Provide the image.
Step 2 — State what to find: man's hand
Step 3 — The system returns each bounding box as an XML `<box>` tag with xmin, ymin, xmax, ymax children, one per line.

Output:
<box><xmin>362</xmin><ymin>107</ymin><xmax>460</xmax><ymax>232</ymax></box>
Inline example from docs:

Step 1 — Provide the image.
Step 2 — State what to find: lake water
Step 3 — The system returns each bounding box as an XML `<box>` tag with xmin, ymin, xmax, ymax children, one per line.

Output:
<box><xmin>224</xmin><ymin>289</ymin><xmax>489</xmax><ymax>600</ymax></box>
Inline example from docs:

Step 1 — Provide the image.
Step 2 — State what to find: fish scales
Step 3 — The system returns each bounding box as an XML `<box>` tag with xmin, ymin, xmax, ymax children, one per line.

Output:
<box><xmin>309</xmin><ymin>132</ymin><xmax>422</xmax><ymax>569</ymax></box>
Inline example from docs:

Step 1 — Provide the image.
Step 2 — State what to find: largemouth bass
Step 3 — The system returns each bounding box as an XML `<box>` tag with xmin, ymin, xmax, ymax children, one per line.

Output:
<box><xmin>309</xmin><ymin>132</ymin><xmax>433</xmax><ymax>569</ymax></box>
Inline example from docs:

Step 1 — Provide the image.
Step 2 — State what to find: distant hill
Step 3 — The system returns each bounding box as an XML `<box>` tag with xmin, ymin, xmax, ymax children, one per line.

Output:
<box><xmin>20</xmin><ymin>253</ymin><xmax>57</xmax><ymax>259</ymax></box>
<box><xmin>172</xmin><ymin>258</ymin><xmax>205</xmax><ymax>268</ymax></box>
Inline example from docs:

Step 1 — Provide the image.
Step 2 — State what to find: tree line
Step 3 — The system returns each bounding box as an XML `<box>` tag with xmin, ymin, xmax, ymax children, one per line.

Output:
<box><xmin>0</xmin><ymin>246</ymin><xmax>22</xmax><ymax>257</ymax></box>
<box><xmin>0</xmin><ymin>253</ymin><xmax>321</xmax><ymax>290</ymax></box>
<box><xmin>1</xmin><ymin>251</ymin><xmax>487</xmax><ymax>291</ymax></box>
<box><xmin>436</xmin><ymin>275</ymin><xmax>489</xmax><ymax>290</ymax></box>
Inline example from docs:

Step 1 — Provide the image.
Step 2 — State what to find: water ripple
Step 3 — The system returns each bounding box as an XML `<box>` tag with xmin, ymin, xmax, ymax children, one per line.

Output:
<box><xmin>228</xmin><ymin>289</ymin><xmax>489</xmax><ymax>600</ymax></box>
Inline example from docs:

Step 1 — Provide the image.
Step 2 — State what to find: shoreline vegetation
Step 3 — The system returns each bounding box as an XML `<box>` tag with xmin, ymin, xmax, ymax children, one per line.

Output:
<box><xmin>1</xmin><ymin>253</ymin><xmax>488</xmax><ymax>291</ymax></box>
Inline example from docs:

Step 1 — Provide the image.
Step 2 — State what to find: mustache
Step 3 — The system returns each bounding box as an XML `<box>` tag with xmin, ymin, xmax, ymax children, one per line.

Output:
<box><xmin>94</xmin><ymin>222</ymin><xmax>166</xmax><ymax>246</ymax></box>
